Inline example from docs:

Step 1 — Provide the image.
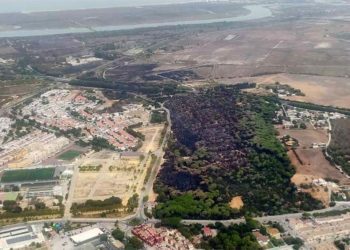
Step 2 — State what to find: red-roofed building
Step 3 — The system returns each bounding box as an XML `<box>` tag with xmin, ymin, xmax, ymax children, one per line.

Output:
<box><xmin>132</xmin><ymin>224</ymin><xmax>163</xmax><ymax>246</ymax></box>
<box><xmin>202</xmin><ymin>226</ymin><xmax>213</xmax><ymax>237</ymax></box>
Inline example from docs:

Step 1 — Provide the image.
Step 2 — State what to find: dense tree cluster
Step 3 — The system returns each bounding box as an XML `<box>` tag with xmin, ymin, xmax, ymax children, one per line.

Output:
<box><xmin>328</xmin><ymin>118</ymin><xmax>350</xmax><ymax>174</ymax></box>
<box><xmin>71</xmin><ymin>196</ymin><xmax>122</xmax><ymax>214</ymax></box>
<box><xmin>154</xmin><ymin>86</ymin><xmax>323</xmax><ymax>219</ymax></box>
<box><xmin>150</xmin><ymin>110</ymin><xmax>167</xmax><ymax>124</ymax></box>
<box><xmin>204</xmin><ymin>219</ymin><xmax>263</xmax><ymax>250</ymax></box>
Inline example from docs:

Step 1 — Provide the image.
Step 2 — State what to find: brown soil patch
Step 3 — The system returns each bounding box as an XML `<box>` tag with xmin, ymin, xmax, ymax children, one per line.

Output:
<box><xmin>289</xmin><ymin>149</ymin><xmax>348</xmax><ymax>184</ymax></box>
<box><xmin>306</xmin><ymin>186</ymin><xmax>330</xmax><ymax>206</ymax></box>
<box><xmin>292</xmin><ymin>174</ymin><xmax>330</xmax><ymax>206</ymax></box>
<box><xmin>136</xmin><ymin>125</ymin><xmax>163</xmax><ymax>153</ymax></box>
<box><xmin>229</xmin><ymin>196</ymin><xmax>244</xmax><ymax>210</ymax></box>
<box><xmin>255</xmin><ymin>74</ymin><xmax>350</xmax><ymax>109</ymax></box>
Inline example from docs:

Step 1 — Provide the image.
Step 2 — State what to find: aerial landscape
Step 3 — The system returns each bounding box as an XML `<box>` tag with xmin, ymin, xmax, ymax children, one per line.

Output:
<box><xmin>1</xmin><ymin>0</ymin><xmax>350</xmax><ymax>249</ymax></box>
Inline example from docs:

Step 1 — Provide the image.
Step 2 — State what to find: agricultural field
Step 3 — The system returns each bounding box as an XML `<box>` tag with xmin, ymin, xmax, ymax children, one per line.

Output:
<box><xmin>0</xmin><ymin>168</ymin><xmax>55</xmax><ymax>183</ymax></box>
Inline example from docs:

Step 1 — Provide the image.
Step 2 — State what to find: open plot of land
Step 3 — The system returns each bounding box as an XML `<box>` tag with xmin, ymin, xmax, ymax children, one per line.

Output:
<box><xmin>73</xmin><ymin>150</ymin><xmax>142</xmax><ymax>205</ymax></box>
<box><xmin>289</xmin><ymin>148</ymin><xmax>348</xmax><ymax>184</ymax></box>
<box><xmin>253</xmin><ymin>74</ymin><xmax>350</xmax><ymax>108</ymax></box>
<box><xmin>136</xmin><ymin>124</ymin><xmax>164</xmax><ymax>153</ymax></box>
<box><xmin>278</xmin><ymin>126</ymin><xmax>349</xmax><ymax>204</ymax></box>
<box><xmin>71</xmin><ymin>123</ymin><xmax>164</xmax><ymax>206</ymax></box>
<box><xmin>278</xmin><ymin>127</ymin><xmax>328</xmax><ymax>148</ymax></box>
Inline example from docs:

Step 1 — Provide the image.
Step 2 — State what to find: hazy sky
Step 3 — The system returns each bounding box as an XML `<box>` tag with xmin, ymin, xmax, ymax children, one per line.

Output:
<box><xmin>0</xmin><ymin>0</ymin><xmax>207</xmax><ymax>13</ymax></box>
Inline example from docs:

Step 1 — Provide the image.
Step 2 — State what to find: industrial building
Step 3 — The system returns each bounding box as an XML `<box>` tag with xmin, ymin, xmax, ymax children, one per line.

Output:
<box><xmin>0</xmin><ymin>225</ymin><xmax>45</xmax><ymax>250</ymax></box>
<box><xmin>70</xmin><ymin>228</ymin><xmax>104</xmax><ymax>245</ymax></box>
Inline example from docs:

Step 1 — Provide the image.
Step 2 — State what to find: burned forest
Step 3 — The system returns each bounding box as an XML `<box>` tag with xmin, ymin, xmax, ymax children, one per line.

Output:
<box><xmin>154</xmin><ymin>86</ymin><xmax>323</xmax><ymax>219</ymax></box>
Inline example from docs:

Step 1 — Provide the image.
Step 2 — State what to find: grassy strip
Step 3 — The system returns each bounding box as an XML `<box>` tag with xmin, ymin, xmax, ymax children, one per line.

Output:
<box><xmin>1</xmin><ymin>168</ymin><xmax>55</xmax><ymax>183</ymax></box>
<box><xmin>58</xmin><ymin>150</ymin><xmax>82</xmax><ymax>161</ymax></box>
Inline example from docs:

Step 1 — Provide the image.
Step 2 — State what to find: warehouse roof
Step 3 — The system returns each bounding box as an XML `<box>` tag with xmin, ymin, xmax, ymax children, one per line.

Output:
<box><xmin>70</xmin><ymin>228</ymin><xmax>103</xmax><ymax>244</ymax></box>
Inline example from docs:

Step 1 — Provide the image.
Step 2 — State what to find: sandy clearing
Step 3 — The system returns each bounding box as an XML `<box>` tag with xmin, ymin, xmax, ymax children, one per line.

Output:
<box><xmin>255</xmin><ymin>74</ymin><xmax>350</xmax><ymax>109</ymax></box>
<box><xmin>208</xmin><ymin>73</ymin><xmax>350</xmax><ymax>109</ymax></box>
<box><xmin>288</xmin><ymin>149</ymin><xmax>348</xmax><ymax>184</ymax></box>
<box><xmin>229</xmin><ymin>196</ymin><xmax>244</xmax><ymax>210</ymax></box>
<box><xmin>136</xmin><ymin>124</ymin><xmax>164</xmax><ymax>153</ymax></box>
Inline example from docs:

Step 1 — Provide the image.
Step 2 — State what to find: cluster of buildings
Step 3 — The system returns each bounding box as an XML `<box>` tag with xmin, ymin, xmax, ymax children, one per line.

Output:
<box><xmin>288</xmin><ymin>212</ymin><xmax>350</xmax><ymax>247</ymax></box>
<box><xmin>280</xmin><ymin>104</ymin><xmax>347</xmax><ymax>130</ymax></box>
<box><xmin>0</xmin><ymin>130</ymin><xmax>69</xmax><ymax>168</ymax></box>
<box><xmin>0</xmin><ymin>225</ymin><xmax>45</xmax><ymax>250</ymax></box>
<box><xmin>21</xmin><ymin>89</ymin><xmax>147</xmax><ymax>151</ymax></box>
<box><xmin>47</xmin><ymin>224</ymin><xmax>124</xmax><ymax>250</ymax></box>
<box><xmin>66</xmin><ymin>55</ymin><xmax>102</xmax><ymax>66</ymax></box>
<box><xmin>132</xmin><ymin>224</ymin><xmax>195</xmax><ymax>250</ymax></box>
<box><xmin>0</xmin><ymin>117</ymin><xmax>13</xmax><ymax>143</ymax></box>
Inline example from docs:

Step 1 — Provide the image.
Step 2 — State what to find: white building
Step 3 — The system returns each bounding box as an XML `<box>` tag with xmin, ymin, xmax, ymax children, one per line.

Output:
<box><xmin>70</xmin><ymin>228</ymin><xmax>104</xmax><ymax>245</ymax></box>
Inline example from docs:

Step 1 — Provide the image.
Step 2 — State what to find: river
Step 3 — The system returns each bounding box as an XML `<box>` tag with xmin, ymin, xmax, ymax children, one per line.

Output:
<box><xmin>0</xmin><ymin>5</ymin><xmax>272</xmax><ymax>38</ymax></box>
<box><xmin>0</xmin><ymin>0</ymin><xmax>211</xmax><ymax>13</ymax></box>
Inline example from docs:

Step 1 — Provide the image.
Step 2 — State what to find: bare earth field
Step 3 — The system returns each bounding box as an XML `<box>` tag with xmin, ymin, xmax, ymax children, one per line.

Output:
<box><xmin>72</xmin><ymin>123</ymin><xmax>163</xmax><ymax>205</ymax></box>
<box><xmin>278</xmin><ymin>126</ymin><xmax>349</xmax><ymax>205</ymax></box>
<box><xmin>278</xmin><ymin>127</ymin><xmax>348</xmax><ymax>184</ymax></box>
<box><xmin>136</xmin><ymin>124</ymin><xmax>164</xmax><ymax>154</ymax></box>
<box><xmin>73</xmin><ymin>150</ymin><xmax>140</xmax><ymax>205</ymax></box>
<box><xmin>278</xmin><ymin>127</ymin><xmax>328</xmax><ymax>148</ymax></box>
<box><xmin>256</xmin><ymin>74</ymin><xmax>350</xmax><ymax>108</ymax></box>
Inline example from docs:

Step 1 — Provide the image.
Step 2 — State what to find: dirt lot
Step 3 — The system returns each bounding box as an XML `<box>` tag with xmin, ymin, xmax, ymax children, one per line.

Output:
<box><xmin>277</xmin><ymin>127</ymin><xmax>347</xmax><ymax>184</ymax></box>
<box><xmin>72</xmin><ymin>124</ymin><xmax>163</xmax><ymax>205</ymax></box>
<box><xmin>278</xmin><ymin>127</ymin><xmax>328</xmax><ymax>148</ymax></box>
<box><xmin>278</xmin><ymin>126</ymin><xmax>350</xmax><ymax>205</ymax></box>
<box><xmin>73</xmin><ymin>151</ymin><xmax>141</xmax><ymax>205</ymax></box>
<box><xmin>289</xmin><ymin>149</ymin><xmax>348</xmax><ymax>184</ymax></box>
<box><xmin>253</xmin><ymin>73</ymin><xmax>350</xmax><ymax>109</ymax></box>
<box><xmin>136</xmin><ymin>124</ymin><xmax>164</xmax><ymax>154</ymax></box>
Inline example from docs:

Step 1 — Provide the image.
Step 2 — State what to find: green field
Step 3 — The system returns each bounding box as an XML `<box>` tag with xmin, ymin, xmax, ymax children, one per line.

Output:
<box><xmin>1</xmin><ymin>168</ymin><xmax>55</xmax><ymax>183</ymax></box>
<box><xmin>58</xmin><ymin>150</ymin><xmax>82</xmax><ymax>161</ymax></box>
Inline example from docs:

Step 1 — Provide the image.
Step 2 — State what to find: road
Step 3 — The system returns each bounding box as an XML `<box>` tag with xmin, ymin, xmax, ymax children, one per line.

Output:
<box><xmin>63</xmin><ymin>159</ymin><xmax>80</xmax><ymax>219</ymax></box>
<box><xmin>135</xmin><ymin>103</ymin><xmax>172</xmax><ymax>220</ymax></box>
<box><xmin>4</xmin><ymin>201</ymin><xmax>350</xmax><ymax>233</ymax></box>
<box><xmin>180</xmin><ymin>202</ymin><xmax>350</xmax><ymax>226</ymax></box>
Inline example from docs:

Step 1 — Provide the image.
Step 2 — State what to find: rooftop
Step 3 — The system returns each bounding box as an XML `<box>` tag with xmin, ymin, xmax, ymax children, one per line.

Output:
<box><xmin>70</xmin><ymin>228</ymin><xmax>104</xmax><ymax>244</ymax></box>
